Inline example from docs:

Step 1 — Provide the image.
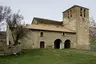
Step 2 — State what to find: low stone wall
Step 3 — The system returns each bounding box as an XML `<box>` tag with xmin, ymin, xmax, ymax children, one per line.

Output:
<box><xmin>0</xmin><ymin>44</ymin><xmax>21</xmax><ymax>55</ymax></box>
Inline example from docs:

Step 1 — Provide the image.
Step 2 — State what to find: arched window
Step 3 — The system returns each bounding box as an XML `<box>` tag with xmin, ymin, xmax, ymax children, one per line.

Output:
<box><xmin>9</xmin><ymin>41</ymin><xmax>11</xmax><ymax>45</ymax></box>
<box><xmin>84</xmin><ymin>9</ymin><xmax>86</xmax><ymax>17</ymax></box>
<box><xmin>68</xmin><ymin>11</ymin><xmax>69</xmax><ymax>18</ymax></box>
<box><xmin>70</xmin><ymin>10</ymin><xmax>72</xmax><ymax>17</ymax></box>
<box><xmin>40</xmin><ymin>32</ymin><xmax>43</xmax><ymax>37</ymax></box>
<box><xmin>80</xmin><ymin>8</ymin><xmax>82</xmax><ymax>16</ymax></box>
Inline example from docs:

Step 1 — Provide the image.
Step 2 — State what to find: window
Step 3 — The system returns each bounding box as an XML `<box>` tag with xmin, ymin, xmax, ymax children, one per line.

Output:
<box><xmin>68</xmin><ymin>11</ymin><xmax>69</xmax><ymax>18</ymax></box>
<box><xmin>40</xmin><ymin>32</ymin><xmax>43</xmax><ymax>37</ymax></box>
<box><xmin>1</xmin><ymin>40</ymin><xmax>3</xmax><ymax>42</ymax></box>
<box><xmin>18</xmin><ymin>42</ymin><xmax>20</xmax><ymax>44</ymax></box>
<box><xmin>80</xmin><ymin>8</ymin><xmax>82</xmax><ymax>16</ymax></box>
<box><xmin>9</xmin><ymin>41</ymin><xmax>11</xmax><ymax>45</ymax></box>
<box><xmin>63</xmin><ymin>32</ymin><xmax>65</xmax><ymax>36</ymax></box>
<box><xmin>84</xmin><ymin>9</ymin><xmax>86</xmax><ymax>17</ymax></box>
<box><xmin>70</xmin><ymin>10</ymin><xmax>72</xmax><ymax>17</ymax></box>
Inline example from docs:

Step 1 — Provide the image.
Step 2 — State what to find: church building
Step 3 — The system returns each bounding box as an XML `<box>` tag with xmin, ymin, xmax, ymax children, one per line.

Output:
<box><xmin>21</xmin><ymin>5</ymin><xmax>90</xmax><ymax>49</ymax></box>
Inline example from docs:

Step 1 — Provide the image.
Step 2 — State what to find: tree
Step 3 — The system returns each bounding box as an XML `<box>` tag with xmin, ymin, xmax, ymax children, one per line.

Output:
<box><xmin>0</xmin><ymin>5</ymin><xmax>11</xmax><ymax>31</ymax></box>
<box><xmin>0</xmin><ymin>5</ymin><xmax>11</xmax><ymax>22</ymax></box>
<box><xmin>89</xmin><ymin>17</ymin><xmax>96</xmax><ymax>42</ymax></box>
<box><xmin>6</xmin><ymin>12</ymin><xmax>28</xmax><ymax>45</ymax></box>
<box><xmin>0</xmin><ymin>5</ymin><xmax>28</xmax><ymax>45</ymax></box>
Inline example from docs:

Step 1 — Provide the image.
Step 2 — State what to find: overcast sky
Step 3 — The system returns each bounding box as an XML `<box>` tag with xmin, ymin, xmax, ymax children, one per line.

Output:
<box><xmin>0</xmin><ymin>0</ymin><xmax>96</xmax><ymax>24</ymax></box>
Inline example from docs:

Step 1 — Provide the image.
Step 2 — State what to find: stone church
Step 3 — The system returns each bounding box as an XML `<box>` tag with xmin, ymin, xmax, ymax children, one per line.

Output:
<box><xmin>21</xmin><ymin>5</ymin><xmax>90</xmax><ymax>49</ymax></box>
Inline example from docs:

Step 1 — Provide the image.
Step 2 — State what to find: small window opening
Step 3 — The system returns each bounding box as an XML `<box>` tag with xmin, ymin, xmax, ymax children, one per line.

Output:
<box><xmin>63</xmin><ymin>32</ymin><xmax>65</xmax><ymax>36</ymax></box>
<box><xmin>18</xmin><ymin>42</ymin><xmax>20</xmax><ymax>44</ymax></box>
<box><xmin>84</xmin><ymin>9</ymin><xmax>86</xmax><ymax>17</ymax></box>
<box><xmin>9</xmin><ymin>41</ymin><xmax>11</xmax><ymax>45</ymax></box>
<box><xmin>80</xmin><ymin>8</ymin><xmax>82</xmax><ymax>16</ymax></box>
<box><xmin>68</xmin><ymin>16</ymin><xmax>69</xmax><ymax>18</ymax></box>
<box><xmin>68</xmin><ymin>11</ymin><xmax>69</xmax><ymax>18</ymax></box>
<box><xmin>70</xmin><ymin>10</ymin><xmax>72</xmax><ymax>17</ymax></box>
<box><xmin>1</xmin><ymin>40</ymin><xmax>3</xmax><ymax>42</ymax></box>
<box><xmin>40</xmin><ymin>32</ymin><xmax>43</xmax><ymax>37</ymax></box>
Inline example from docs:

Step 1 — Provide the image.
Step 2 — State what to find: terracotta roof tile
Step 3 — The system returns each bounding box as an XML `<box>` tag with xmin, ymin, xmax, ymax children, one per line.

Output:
<box><xmin>26</xmin><ymin>24</ymin><xmax>76</xmax><ymax>33</ymax></box>
<box><xmin>33</xmin><ymin>17</ymin><xmax>62</xmax><ymax>25</ymax></box>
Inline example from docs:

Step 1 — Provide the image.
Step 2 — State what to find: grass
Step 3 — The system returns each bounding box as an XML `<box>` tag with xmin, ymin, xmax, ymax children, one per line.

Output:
<box><xmin>90</xmin><ymin>41</ymin><xmax>96</xmax><ymax>45</ymax></box>
<box><xmin>0</xmin><ymin>49</ymin><xmax>96</xmax><ymax>64</ymax></box>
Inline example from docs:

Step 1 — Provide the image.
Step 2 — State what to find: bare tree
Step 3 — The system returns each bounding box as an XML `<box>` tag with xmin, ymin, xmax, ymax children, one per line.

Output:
<box><xmin>0</xmin><ymin>5</ymin><xmax>28</xmax><ymax>45</ymax></box>
<box><xmin>6</xmin><ymin>12</ymin><xmax>28</xmax><ymax>45</ymax></box>
<box><xmin>0</xmin><ymin>5</ymin><xmax>11</xmax><ymax>22</ymax></box>
<box><xmin>0</xmin><ymin>6</ymin><xmax>11</xmax><ymax>31</ymax></box>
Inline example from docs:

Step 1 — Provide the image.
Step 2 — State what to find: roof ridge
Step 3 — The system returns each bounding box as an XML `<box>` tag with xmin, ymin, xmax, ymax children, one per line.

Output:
<box><xmin>63</xmin><ymin>5</ymin><xmax>89</xmax><ymax>13</ymax></box>
<box><xmin>34</xmin><ymin>17</ymin><xmax>62</xmax><ymax>22</ymax></box>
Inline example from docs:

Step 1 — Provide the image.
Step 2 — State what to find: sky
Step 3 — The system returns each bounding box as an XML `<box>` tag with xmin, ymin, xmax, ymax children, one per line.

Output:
<box><xmin>0</xmin><ymin>0</ymin><xmax>96</xmax><ymax>24</ymax></box>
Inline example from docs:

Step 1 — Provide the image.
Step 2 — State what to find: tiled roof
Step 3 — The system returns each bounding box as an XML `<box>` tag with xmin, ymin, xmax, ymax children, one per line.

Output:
<box><xmin>33</xmin><ymin>17</ymin><xmax>63</xmax><ymax>25</ymax></box>
<box><xmin>26</xmin><ymin>24</ymin><xmax>76</xmax><ymax>33</ymax></box>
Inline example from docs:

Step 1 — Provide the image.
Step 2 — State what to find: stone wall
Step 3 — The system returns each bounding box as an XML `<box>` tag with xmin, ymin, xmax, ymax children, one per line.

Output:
<box><xmin>21</xmin><ymin>30</ymin><xmax>76</xmax><ymax>49</ymax></box>
<box><xmin>0</xmin><ymin>25</ymin><xmax>21</xmax><ymax>55</ymax></box>
<box><xmin>63</xmin><ymin>5</ymin><xmax>90</xmax><ymax>49</ymax></box>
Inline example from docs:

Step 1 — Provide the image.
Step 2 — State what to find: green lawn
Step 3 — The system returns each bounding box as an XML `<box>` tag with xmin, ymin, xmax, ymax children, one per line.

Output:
<box><xmin>0</xmin><ymin>49</ymin><xmax>96</xmax><ymax>64</ymax></box>
<box><xmin>90</xmin><ymin>41</ymin><xmax>96</xmax><ymax>45</ymax></box>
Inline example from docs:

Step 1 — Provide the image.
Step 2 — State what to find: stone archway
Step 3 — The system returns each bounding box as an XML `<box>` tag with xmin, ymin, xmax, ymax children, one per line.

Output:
<box><xmin>54</xmin><ymin>39</ymin><xmax>62</xmax><ymax>49</ymax></box>
<box><xmin>64</xmin><ymin>40</ymin><xmax>70</xmax><ymax>48</ymax></box>
<box><xmin>40</xmin><ymin>41</ymin><xmax>45</xmax><ymax>48</ymax></box>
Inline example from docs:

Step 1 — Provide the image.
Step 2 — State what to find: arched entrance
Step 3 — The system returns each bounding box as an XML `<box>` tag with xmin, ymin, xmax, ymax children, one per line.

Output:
<box><xmin>64</xmin><ymin>40</ymin><xmax>70</xmax><ymax>48</ymax></box>
<box><xmin>54</xmin><ymin>39</ymin><xmax>62</xmax><ymax>49</ymax></box>
<box><xmin>40</xmin><ymin>41</ymin><xmax>45</xmax><ymax>48</ymax></box>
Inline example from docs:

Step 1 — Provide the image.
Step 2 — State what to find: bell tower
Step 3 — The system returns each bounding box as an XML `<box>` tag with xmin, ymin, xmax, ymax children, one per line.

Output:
<box><xmin>62</xmin><ymin>5</ymin><xmax>77</xmax><ymax>31</ymax></box>
<box><xmin>63</xmin><ymin>5</ymin><xmax>90</xmax><ymax>49</ymax></box>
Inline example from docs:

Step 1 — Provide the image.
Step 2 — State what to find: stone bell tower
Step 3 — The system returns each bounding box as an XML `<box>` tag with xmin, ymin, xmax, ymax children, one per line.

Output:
<box><xmin>63</xmin><ymin>5</ymin><xmax>90</xmax><ymax>49</ymax></box>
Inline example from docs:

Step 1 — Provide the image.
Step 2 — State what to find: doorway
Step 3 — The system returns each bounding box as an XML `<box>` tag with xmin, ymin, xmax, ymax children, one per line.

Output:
<box><xmin>40</xmin><ymin>41</ymin><xmax>45</xmax><ymax>48</ymax></box>
<box><xmin>54</xmin><ymin>39</ymin><xmax>62</xmax><ymax>49</ymax></box>
<box><xmin>64</xmin><ymin>40</ymin><xmax>70</xmax><ymax>48</ymax></box>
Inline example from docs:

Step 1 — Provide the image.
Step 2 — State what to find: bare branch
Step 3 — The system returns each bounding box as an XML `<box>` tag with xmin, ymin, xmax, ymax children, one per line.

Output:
<box><xmin>0</xmin><ymin>6</ymin><xmax>11</xmax><ymax>22</ymax></box>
